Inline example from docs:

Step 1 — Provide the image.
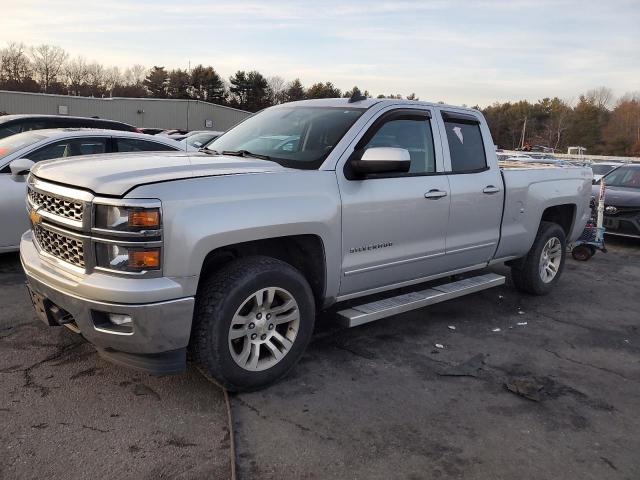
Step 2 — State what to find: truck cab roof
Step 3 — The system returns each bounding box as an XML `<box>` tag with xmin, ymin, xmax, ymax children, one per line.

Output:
<box><xmin>277</xmin><ymin>97</ymin><xmax>479</xmax><ymax>114</ymax></box>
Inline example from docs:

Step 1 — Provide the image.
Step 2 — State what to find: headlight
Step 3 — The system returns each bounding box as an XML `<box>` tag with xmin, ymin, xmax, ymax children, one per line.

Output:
<box><xmin>95</xmin><ymin>205</ymin><xmax>161</xmax><ymax>232</ymax></box>
<box><xmin>95</xmin><ymin>244</ymin><xmax>161</xmax><ymax>272</ymax></box>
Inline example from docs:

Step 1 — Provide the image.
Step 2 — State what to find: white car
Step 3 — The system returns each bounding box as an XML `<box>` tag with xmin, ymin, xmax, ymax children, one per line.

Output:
<box><xmin>0</xmin><ymin>129</ymin><xmax>195</xmax><ymax>252</ymax></box>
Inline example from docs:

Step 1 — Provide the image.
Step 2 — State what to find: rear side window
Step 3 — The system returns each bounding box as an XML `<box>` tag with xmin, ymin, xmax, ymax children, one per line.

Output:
<box><xmin>443</xmin><ymin>115</ymin><xmax>487</xmax><ymax>173</ymax></box>
<box><xmin>28</xmin><ymin>137</ymin><xmax>108</xmax><ymax>162</ymax></box>
<box><xmin>116</xmin><ymin>138</ymin><xmax>177</xmax><ymax>152</ymax></box>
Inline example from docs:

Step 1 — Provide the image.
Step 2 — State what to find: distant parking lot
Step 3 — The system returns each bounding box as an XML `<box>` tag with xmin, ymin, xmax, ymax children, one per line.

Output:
<box><xmin>2</xmin><ymin>237</ymin><xmax>639</xmax><ymax>479</ymax></box>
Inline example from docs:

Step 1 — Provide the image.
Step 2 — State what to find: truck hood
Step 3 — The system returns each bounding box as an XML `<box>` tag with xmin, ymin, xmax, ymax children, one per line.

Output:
<box><xmin>31</xmin><ymin>152</ymin><xmax>285</xmax><ymax>196</ymax></box>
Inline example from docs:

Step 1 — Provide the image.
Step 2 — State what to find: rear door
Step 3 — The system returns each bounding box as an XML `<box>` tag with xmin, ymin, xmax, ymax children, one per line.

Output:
<box><xmin>337</xmin><ymin>106</ymin><xmax>452</xmax><ymax>298</ymax></box>
<box><xmin>437</xmin><ymin>110</ymin><xmax>503</xmax><ymax>269</ymax></box>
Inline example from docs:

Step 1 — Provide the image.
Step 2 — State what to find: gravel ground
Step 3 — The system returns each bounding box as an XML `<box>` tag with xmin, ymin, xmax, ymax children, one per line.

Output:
<box><xmin>1</xmin><ymin>237</ymin><xmax>639</xmax><ymax>479</ymax></box>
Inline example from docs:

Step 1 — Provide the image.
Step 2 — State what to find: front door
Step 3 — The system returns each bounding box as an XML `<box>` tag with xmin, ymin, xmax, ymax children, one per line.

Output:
<box><xmin>0</xmin><ymin>172</ymin><xmax>29</xmax><ymax>249</ymax></box>
<box><xmin>337</xmin><ymin>108</ymin><xmax>451</xmax><ymax>298</ymax></box>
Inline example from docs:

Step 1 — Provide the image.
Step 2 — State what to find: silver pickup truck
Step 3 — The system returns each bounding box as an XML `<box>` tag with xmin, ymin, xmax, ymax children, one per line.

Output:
<box><xmin>20</xmin><ymin>98</ymin><xmax>592</xmax><ymax>391</ymax></box>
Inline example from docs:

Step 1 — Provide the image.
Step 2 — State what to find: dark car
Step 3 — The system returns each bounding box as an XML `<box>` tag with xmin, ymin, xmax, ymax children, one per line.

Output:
<box><xmin>594</xmin><ymin>164</ymin><xmax>640</xmax><ymax>239</ymax></box>
<box><xmin>0</xmin><ymin>114</ymin><xmax>140</xmax><ymax>139</ymax></box>
<box><xmin>139</xmin><ymin>127</ymin><xmax>165</xmax><ymax>135</ymax></box>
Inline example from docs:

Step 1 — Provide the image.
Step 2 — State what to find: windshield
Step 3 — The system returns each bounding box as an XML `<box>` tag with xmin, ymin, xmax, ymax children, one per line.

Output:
<box><xmin>591</xmin><ymin>164</ymin><xmax>618</xmax><ymax>176</ymax></box>
<box><xmin>603</xmin><ymin>166</ymin><xmax>640</xmax><ymax>188</ymax></box>
<box><xmin>0</xmin><ymin>131</ymin><xmax>46</xmax><ymax>161</ymax></box>
<box><xmin>207</xmin><ymin>106</ymin><xmax>366</xmax><ymax>169</ymax></box>
<box><xmin>185</xmin><ymin>132</ymin><xmax>219</xmax><ymax>148</ymax></box>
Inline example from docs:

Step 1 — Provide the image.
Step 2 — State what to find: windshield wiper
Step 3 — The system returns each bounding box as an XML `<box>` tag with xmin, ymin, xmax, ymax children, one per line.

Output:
<box><xmin>222</xmin><ymin>150</ymin><xmax>271</xmax><ymax>160</ymax></box>
<box><xmin>199</xmin><ymin>147</ymin><xmax>220</xmax><ymax>155</ymax></box>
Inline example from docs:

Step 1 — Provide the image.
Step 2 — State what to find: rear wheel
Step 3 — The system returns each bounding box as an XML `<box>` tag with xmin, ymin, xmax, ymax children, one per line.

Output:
<box><xmin>511</xmin><ymin>221</ymin><xmax>566</xmax><ymax>295</ymax></box>
<box><xmin>191</xmin><ymin>256</ymin><xmax>315</xmax><ymax>391</ymax></box>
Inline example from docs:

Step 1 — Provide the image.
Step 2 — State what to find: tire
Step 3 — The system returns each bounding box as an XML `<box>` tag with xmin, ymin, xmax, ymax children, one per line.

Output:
<box><xmin>190</xmin><ymin>256</ymin><xmax>316</xmax><ymax>392</ymax></box>
<box><xmin>571</xmin><ymin>245</ymin><xmax>594</xmax><ymax>261</ymax></box>
<box><xmin>511</xmin><ymin>221</ymin><xmax>566</xmax><ymax>295</ymax></box>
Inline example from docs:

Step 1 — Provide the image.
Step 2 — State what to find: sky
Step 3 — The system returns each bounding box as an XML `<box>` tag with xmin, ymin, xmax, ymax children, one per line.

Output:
<box><xmin>2</xmin><ymin>0</ymin><xmax>639</xmax><ymax>107</ymax></box>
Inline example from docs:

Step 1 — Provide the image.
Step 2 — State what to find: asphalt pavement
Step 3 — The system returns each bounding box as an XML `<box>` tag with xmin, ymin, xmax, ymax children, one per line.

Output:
<box><xmin>1</xmin><ymin>237</ymin><xmax>639</xmax><ymax>479</ymax></box>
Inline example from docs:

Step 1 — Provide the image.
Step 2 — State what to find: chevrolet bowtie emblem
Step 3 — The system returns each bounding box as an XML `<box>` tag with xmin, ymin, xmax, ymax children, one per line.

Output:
<box><xmin>29</xmin><ymin>209</ymin><xmax>42</xmax><ymax>225</ymax></box>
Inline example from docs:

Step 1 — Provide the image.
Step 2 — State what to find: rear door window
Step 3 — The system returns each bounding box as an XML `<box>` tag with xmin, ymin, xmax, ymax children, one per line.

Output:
<box><xmin>116</xmin><ymin>138</ymin><xmax>177</xmax><ymax>152</ymax></box>
<box><xmin>443</xmin><ymin>114</ymin><xmax>487</xmax><ymax>173</ymax></box>
<box><xmin>28</xmin><ymin>137</ymin><xmax>109</xmax><ymax>162</ymax></box>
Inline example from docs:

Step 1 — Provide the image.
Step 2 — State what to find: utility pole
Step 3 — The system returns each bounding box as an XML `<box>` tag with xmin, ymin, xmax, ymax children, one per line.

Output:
<box><xmin>520</xmin><ymin>117</ymin><xmax>527</xmax><ymax>149</ymax></box>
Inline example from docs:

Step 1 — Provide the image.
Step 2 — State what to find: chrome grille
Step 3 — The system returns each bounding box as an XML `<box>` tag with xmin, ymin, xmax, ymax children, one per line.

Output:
<box><xmin>33</xmin><ymin>224</ymin><xmax>85</xmax><ymax>268</ymax></box>
<box><xmin>28</xmin><ymin>187</ymin><xmax>84</xmax><ymax>222</ymax></box>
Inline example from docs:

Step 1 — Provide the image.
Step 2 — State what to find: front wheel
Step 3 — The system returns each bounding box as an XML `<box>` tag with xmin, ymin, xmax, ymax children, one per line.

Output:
<box><xmin>190</xmin><ymin>256</ymin><xmax>316</xmax><ymax>392</ymax></box>
<box><xmin>511</xmin><ymin>221</ymin><xmax>567</xmax><ymax>295</ymax></box>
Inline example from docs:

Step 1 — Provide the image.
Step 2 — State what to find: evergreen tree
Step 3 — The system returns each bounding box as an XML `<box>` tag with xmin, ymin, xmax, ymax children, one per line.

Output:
<box><xmin>143</xmin><ymin>66</ymin><xmax>169</xmax><ymax>98</ymax></box>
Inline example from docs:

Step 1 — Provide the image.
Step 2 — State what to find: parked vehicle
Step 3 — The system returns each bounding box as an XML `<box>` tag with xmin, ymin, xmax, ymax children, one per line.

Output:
<box><xmin>180</xmin><ymin>130</ymin><xmax>225</xmax><ymax>149</ymax></box>
<box><xmin>157</xmin><ymin>129</ymin><xmax>189</xmax><ymax>137</ymax></box>
<box><xmin>139</xmin><ymin>128</ymin><xmax>166</xmax><ymax>135</ymax></box>
<box><xmin>20</xmin><ymin>98</ymin><xmax>591</xmax><ymax>391</ymax></box>
<box><xmin>590</xmin><ymin>161</ymin><xmax>622</xmax><ymax>182</ymax></box>
<box><xmin>594</xmin><ymin>163</ymin><xmax>640</xmax><ymax>238</ymax></box>
<box><xmin>497</xmin><ymin>152</ymin><xmax>533</xmax><ymax>161</ymax></box>
<box><xmin>0</xmin><ymin>114</ymin><xmax>140</xmax><ymax>139</ymax></box>
<box><xmin>0</xmin><ymin>129</ymin><xmax>193</xmax><ymax>252</ymax></box>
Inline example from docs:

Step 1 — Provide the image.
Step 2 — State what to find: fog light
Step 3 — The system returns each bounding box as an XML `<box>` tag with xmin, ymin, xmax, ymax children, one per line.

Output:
<box><xmin>109</xmin><ymin>313</ymin><xmax>132</xmax><ymax>326</ymax></box>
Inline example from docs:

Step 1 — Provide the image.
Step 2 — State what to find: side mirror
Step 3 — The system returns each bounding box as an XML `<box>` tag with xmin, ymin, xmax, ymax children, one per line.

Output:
<box><xmin>351</xmin><ymin>147</ymin><xmax>411</xmax><ymax>176</ymax></box>
<box><xmin>9</xmin><ymin>158</ymin><xmax>35</xmax><ymax>176</ymax></box>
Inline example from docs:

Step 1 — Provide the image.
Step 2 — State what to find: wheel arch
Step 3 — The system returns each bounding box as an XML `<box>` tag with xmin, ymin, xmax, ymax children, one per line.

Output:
<box><xmin>540</xmin><ymin>203</ymin><xmax>576</xmax><ymax>238</ymax></box>
<box><xmin>197</xmin><ymin>234</ymin><xmax>327</xmax><ymax>309</ymax></box>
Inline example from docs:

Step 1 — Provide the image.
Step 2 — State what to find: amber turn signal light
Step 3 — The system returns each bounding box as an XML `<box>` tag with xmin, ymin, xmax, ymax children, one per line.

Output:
<box><xmin>128</xmin><ymin>249</ymin><xmax>161</xmax><ymax>269</ymax></box>
<box><xmin>128</xmin><ymin>209</ymin><xmax>160</xmax><ymax>228</ymax></box>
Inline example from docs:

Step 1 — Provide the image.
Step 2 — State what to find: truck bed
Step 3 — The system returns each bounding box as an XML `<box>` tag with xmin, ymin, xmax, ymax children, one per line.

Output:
<box><xmin>494</xmin><ymin>161</ymin><xmax>592</xmax><ymax>260</ymax></box>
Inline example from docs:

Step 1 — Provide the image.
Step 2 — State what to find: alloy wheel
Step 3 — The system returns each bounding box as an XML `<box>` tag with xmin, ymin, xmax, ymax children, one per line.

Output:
<box><xmin>228</xmin><ymin>287</ymin><xmax>300</xmax><ymax>371</ymax></box>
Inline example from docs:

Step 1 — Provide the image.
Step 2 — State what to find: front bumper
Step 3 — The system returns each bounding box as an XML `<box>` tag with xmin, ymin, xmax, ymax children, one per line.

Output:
<box><xmin>603</xmin><ymin>212</ymin><xmax>640</xmax><ymax>239</ymax></box>
<box><xmin>21</xmin><ymin>231</ymin><xmax>195</xmax><ymax>374</ymax></box>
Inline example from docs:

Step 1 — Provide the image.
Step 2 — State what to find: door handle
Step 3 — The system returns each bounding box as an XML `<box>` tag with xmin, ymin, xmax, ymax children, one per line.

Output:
<box><xmin>424</xmin><ymin>189</ymin><xmax>448</xmax><ymax>199</ymax></box>
<box><xmin>483</xmin><ymin>185</ymin><xmax>500</xmax><ymax>194</ymax></box>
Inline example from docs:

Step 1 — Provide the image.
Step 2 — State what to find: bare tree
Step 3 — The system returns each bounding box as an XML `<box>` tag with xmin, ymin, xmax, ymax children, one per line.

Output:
<box><xmin>0</xmin><ymin>42</ymin><xmax>33</xmax><ymax>85</ymax></box>
<box><xmin>86</xmin><ymin>62</ymin><xmax>105</xmax><ymax>96</ymax></box>
<box><xmin>585</xmin><ymin>86</ymin><xmax>614</xmax><ymax>110</ymax></box>
<box><xmin>123</xmin><ymin>64</ymin><xmax>147</xmax><ymax>86</ymax></box>
<box><xmin>30</xmin><ymin>44</ymin><xmax>68</xmax><ymax>92</ymax></box>
<box><xmin>65</xmin><ymin>56</ymin><xmax>88</xmax><ymax>95</ymax></box>
<box><xmin>267</xmin><ymin>75</ymin><xmax>287</xmax><ymax>104</ymax></box>
<box><xmin>103</xmin><ymin>66</ymin><xmax>121</xmax><ymax>96</ymax></box>
<box><xmin>542</xmin><ymin>98</ymin><xmax>572</xmax><ymax>149</ymax></box>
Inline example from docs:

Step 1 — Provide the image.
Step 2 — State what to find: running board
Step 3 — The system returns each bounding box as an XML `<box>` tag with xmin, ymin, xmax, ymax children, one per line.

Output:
<box><xmin>337</xmin><ymin>273</ymin><xmax>505</xmax><ymax>328</ymax></box>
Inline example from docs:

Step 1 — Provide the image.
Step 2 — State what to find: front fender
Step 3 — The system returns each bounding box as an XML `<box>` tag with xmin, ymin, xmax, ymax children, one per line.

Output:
<box><xmin>128</xmin><ymin>171</ymin><xmax>342</xmax><ymax>299</ymax></box>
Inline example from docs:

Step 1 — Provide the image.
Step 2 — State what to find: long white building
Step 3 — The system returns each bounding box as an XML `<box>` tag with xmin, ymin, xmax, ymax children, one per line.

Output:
<box><xmin>0</xmin><ymin>90</ymin><xmax>251</xmax><ymax>131</ymax></box>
